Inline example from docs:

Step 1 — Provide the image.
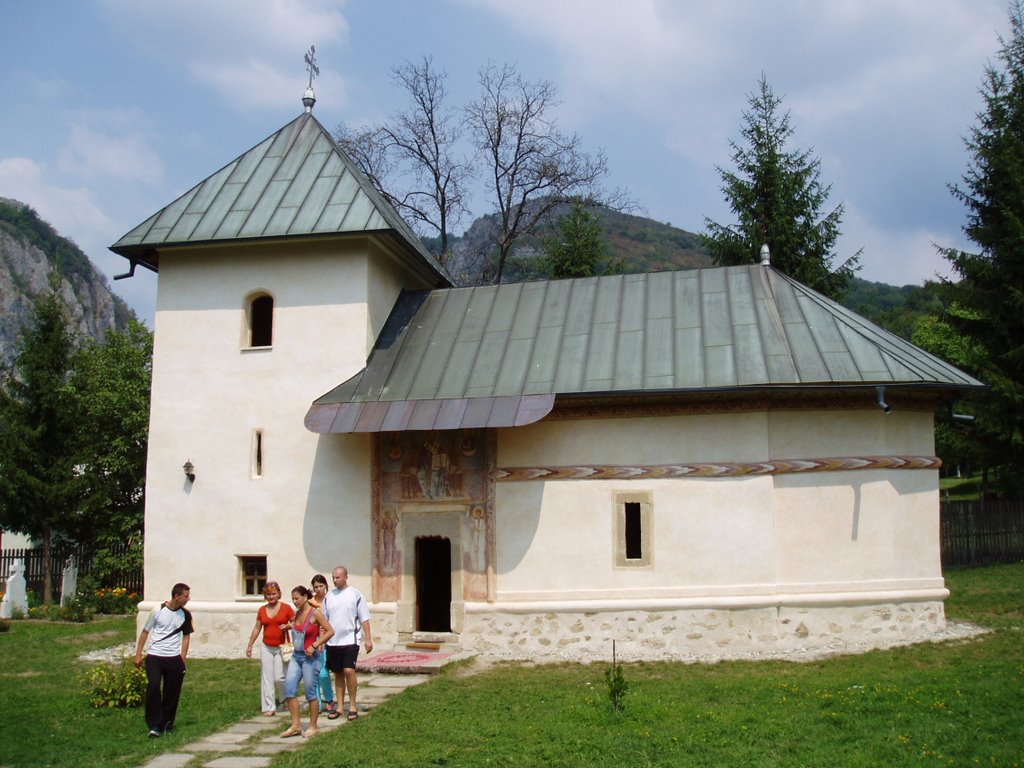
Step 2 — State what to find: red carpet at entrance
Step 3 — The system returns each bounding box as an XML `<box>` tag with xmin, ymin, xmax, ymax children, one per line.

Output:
<box><xmin>357</xmin><ymin>650</ymin><xmax>453</xmax><ymax>673</ymax></box>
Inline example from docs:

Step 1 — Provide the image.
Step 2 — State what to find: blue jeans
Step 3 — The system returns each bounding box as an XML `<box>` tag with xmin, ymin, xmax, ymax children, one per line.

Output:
<box><xmin>317</xmin><ymin>654</ymin><xmax>335</xmax><ymax>705</ymax></box>
<box><xmin>284</xmin><ymin>647</ymin><xmax>321</xmax><ymax>701</ymax></box>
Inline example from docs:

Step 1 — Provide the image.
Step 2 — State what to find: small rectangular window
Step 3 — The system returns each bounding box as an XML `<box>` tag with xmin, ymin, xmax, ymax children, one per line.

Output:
<box><xmin>614</xmin><ymin>492</ymin><xmax>653</xmax><ymax>568</ymax></box>
<box><xmin>252</xmin><ymin>429</ymin><xmax>264</xmax><ymax>479</ymax></box>
<box><xmin>624</xmin><ymin>502</ymin><xmax>642</xmax><ymax>559</ymax></box>
<box><xmin>240</xmin><ymin>556</ymin><xmax>267</xmax><ymax>596</ymax></box>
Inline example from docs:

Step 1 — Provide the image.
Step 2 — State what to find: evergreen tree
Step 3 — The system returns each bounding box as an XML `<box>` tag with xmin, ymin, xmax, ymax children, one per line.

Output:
<box><xmin>541</xmin><ymin>199</ymin><xmax>618</xmax><ymax>279</ymax></box>
<box><xmin>939</xmin><ymin>1</ymin><xmax>1024</xmax><ymax>493</ymax></box>
<box><xmin>0</xmin><ymin>289</ymin><xmax>79</xmax><ymax>603</ymax></box>
<box><xmin>703</xmin><ymin>75</ymin><xmax>859</xmax><ymax>299</ymax></box>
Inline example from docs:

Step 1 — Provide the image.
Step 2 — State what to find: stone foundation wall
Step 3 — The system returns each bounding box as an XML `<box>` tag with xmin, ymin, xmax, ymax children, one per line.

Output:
<box><xmin>459</xmin><ymin>600</ymin><xmax>947</xmax><ymax>662</ymax></box>
<box><xmin>138</xmin><ymin>600</ymin><xmax>944</xmax><ymax>661</ymax></box>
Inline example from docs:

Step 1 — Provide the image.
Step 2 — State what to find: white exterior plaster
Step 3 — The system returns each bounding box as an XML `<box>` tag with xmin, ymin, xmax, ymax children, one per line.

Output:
<box><xmin>139</xmin><ymin>238</ymin><xmax>948</xmax><ymax>660</ymax></box>
<box><xmin>139</xmin><ymin>239</ymin><xmax>421</xmax><ymax>649</ymax></box>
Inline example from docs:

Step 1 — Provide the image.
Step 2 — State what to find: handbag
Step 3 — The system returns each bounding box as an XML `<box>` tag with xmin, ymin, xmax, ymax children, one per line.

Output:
<box><xmin>280</xmin><ymin>642</ymin><xmax>294</xmax><ymax>663</ymax></box>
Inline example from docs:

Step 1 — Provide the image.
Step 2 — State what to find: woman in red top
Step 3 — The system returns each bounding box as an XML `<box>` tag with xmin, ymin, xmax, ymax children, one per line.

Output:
<box><xmin>245</xmin><ymin>581</ymin><xmax>295</xmax><ymax>716</ymax></box>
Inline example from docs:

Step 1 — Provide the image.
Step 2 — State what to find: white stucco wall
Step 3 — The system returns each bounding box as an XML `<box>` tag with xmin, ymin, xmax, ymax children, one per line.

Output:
<box><xmin>139</xmin><ymin>239</ymin><xmax>418</xmax><ymax>650</ymax></box>
<box><xmin>478</xmin><ymin>407</ymin><xmax>946</xmax><ymax>659</ymax></box>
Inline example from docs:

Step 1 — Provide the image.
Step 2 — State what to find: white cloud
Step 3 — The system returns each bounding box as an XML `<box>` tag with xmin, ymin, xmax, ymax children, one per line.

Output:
<box><xmin>841</xmin><ymin>203</ymin><xmax>961</xmax><ymax>287</ymax></box>
<box><xmin>97</xmin><ymin>0</ymin><xmax>350</xmax><ymax>111</ymax></box>
<box><xmin>57</xmin><ymin>115</ymin><xmax>165</xmax><ymax>185</ymax></box>
<box><xmin>0</xmin><ymin>157</ymin><xmax>113</xmax><ymax>250</ymax></box>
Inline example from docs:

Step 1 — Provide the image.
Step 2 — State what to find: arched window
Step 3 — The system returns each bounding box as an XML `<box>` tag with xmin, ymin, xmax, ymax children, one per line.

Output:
<box><xmin>248</xmin><ymin>294</ymin><xmax>273</xmax><ymax>347</ymax></box>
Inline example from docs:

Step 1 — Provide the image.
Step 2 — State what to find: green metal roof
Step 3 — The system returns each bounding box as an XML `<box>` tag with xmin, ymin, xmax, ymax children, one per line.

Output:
<box><xmin>110</xmin><ymin>112</ymin><xmax>450</xmax><ymax>284</ymax></box>
<box><xmin>305</xmin><ymin>265</ymin><xmax>983</xmax><ymax>433</ymax></box>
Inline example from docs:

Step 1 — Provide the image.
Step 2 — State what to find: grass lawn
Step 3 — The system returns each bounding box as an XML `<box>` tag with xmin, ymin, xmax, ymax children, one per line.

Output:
<box><xmin>939</xmin><ymin>474</ymin><xmax>985</xmax><ymax>502</ymax></box>
<box><xmin>0</xmin><ymin>617</ymin><xmax>254</xmax><ymax>768</ymax></box>
<box><xmin>0</xmin><ymin>564</ymin><xmax>1021</xmax><ymax>767</ymax></box>
<box><xmin>273</xmin><ymin>564</ymin><xmax>1024</xmax><ymax>768</ymax></box>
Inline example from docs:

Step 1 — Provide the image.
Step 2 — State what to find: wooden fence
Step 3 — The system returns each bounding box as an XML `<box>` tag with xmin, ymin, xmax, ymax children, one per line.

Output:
<box><xmin>941</xmin><ymin>499</ymin><xmax>1024</xmax><ymax>568</ymax></box>
<box><xmin>0</xmin><ymin>544</ymin><xmax>142</xmax><ymax>603</ymax></box>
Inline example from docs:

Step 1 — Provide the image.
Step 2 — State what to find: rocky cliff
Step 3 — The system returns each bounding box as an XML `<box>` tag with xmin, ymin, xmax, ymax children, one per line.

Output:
<box><xmin>0</xmin><ymin>198</ymin><xmax>134</xmax><ymax>366</ymax></box>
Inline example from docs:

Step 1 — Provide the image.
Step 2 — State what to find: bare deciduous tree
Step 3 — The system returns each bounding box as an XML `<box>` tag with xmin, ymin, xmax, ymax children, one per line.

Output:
<box><xmin>466</xmin><ymin>63</ymin><xmax>609</xmax><ymax>283</ymax></box>
<box><xmin>335</xmin><ymin>57</ymin><xmax>470</xmax><ymax>264</ymax></box>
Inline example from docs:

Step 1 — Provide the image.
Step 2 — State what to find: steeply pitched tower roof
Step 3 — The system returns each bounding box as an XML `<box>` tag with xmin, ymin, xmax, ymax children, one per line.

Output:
<box><xmin>110</xmin><ymin>112</ymin><xmax>450</xmax><ymax>284</ymax></box>
<box><xmin>305</xmin><ymin>264</ymin><xmax>983</xmax><ymax>433</ymax></box>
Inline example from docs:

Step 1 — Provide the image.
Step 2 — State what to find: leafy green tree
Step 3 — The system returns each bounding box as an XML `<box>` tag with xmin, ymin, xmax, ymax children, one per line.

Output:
<box><xmin>912</xmin><ymin>311</ymin><xmax>989</xmax><ymax>478</ymax></box>
<box><xmin>540</xmin><ymin>199</ymin><xmax>619</xmax><ymax>279</ymax></box>
<box><xmin>66</xmin><ymin>321</ymin><xmax>152</xmax><ymax>586</ymax></box>
<box><xmin>0</xmin><ymin>289</ymin><xmax>79</xmax><ymax>603</ymax></box>
<box><xmin>938</xmin><ymin>2</ymin><xmax>1024</xmax><ymax>493</ymax></box>
<box><xmin>703</xmin><ymin>75</ymin><xmax>859</xmax><ymax>300</ymax></box>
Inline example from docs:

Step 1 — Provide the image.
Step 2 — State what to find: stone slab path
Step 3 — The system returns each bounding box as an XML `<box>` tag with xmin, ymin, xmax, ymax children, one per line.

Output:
<box><xmin>139</xmin><ymin>672</ymin><xmax>432</xmax><ymax>768</ymax></box>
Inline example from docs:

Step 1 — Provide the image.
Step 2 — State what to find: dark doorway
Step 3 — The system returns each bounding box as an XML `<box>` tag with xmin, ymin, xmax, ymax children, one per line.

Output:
<box><xmin>415</xmin><ymin>537</ymin><xmax>452</xmax><ymax>632</ymax></box>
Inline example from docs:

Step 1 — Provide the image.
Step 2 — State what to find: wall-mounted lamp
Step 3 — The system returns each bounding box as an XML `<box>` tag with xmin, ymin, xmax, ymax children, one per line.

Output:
<box><xmin>875</xmin><ymin>386</ymin><xmax>892</xmax><ymax>414</ymax></box>
<box><xmin>183</xmin><ymin>459</ymin><xmax>195</xmax><ymax>483</ymax></box>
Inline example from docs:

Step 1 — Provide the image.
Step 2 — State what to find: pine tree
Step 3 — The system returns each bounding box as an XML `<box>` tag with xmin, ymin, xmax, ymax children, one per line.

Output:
<box><xmin>541</xmin><ymin>199</ymin><xmax>618</xmax><ymax>279</ymax></box>
<box><xmin>0</xmin><ymin>289</ymin><xmax>79</xmax><ymax>603</ymax></box>
<box><xmin>703</xmin><ymin>75</ymin><xmax>859</xmax><ymax>299</ymax></box>
<box><xmin>939</xmin><ymin>1</ymin><xmax>1024</xmax><ymax>492</ymax></box>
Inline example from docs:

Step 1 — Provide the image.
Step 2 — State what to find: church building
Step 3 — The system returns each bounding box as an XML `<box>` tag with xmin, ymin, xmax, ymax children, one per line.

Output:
<box><xmin>112</xmin><ymin>92</ymin><xmax>980</xmax><ymax>660</ymax></box>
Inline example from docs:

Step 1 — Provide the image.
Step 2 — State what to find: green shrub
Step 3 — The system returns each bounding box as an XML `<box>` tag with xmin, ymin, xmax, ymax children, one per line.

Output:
<box><xmin>604</xmin><ymin>661</ymin><xmax>628</xmax><ymax>712</ymax></box>
<box><xmin>28</xmin><ymin>599</ymin><xmax>94</xmax><ymax>623</ymax></box>
<box><xmin>55</xmin><ymin>598</ymin><xmax>94</xmax><ymax>623</ymax></box>
<box><xmin>82</xmin><ymin>658</ymin><xmax>146</xmax><ymax>708</ymax></box>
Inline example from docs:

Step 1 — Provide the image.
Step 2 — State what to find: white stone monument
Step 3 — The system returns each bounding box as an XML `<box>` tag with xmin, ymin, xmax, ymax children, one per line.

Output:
<box><xmin>60</xmin><ymin>556</ymin><xmax>78</xmax><ymax>606</ymax></box>
<box><xmin>0</xmin><ymin>559</ymin><xmax>28</xmax><ymax>618</ymax></box>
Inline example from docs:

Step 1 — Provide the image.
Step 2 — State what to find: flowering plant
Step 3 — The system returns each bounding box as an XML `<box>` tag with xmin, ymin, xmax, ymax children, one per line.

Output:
<box><xmin>91</xmin><ymin>587</ymin><xmax>139</xmax><ymax>615</ymax></box>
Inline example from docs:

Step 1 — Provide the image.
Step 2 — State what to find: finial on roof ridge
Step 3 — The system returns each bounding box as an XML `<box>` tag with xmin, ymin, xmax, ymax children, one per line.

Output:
<box><xmin>759</xmin><ymin>243</ymin><xmax>771</xmax><ymax>266</ymax></box>
<box><xmin>302</xmin><ymin>45</ymin><xmax>319</xmax><ymax>113</ymax></box>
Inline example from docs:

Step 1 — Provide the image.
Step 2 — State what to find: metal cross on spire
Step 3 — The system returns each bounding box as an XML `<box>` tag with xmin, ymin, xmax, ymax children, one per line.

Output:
<box><xmin>304</xmin><ymin>45</ymin><xmax>319</xmax><ymax>89</ymax></box>
<box><xmin>302</xmin><ymin>46</ymin><xmax>319</xmax><ymax>112</ymax></box>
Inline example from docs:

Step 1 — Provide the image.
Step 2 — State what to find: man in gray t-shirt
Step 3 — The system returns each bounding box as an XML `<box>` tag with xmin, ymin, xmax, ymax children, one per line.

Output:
<box><xmin>135</xmin><ymin>583</ymin><xmax>193</xmax><ymax>738</ymax></box>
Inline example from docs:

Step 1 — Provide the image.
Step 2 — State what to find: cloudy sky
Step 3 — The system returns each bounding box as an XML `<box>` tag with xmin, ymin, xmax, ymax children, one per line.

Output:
<box><xmin>0</xmin><ymin>0</ymin><xmax>1011</xmax><ymax>324</ymax></box>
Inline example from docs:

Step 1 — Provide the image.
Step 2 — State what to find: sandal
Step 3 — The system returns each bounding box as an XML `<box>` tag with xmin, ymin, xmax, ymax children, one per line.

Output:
<box><xmin>303</xmin><ymin>728</ymin><xmax>319</xmax><ymax>738</ymax></box>
<box><xmin>347</xmin><ymin>711</ymin><xmax>359</xmax><ymax>721</ymax></box>
<box><xmin>326</xmin><ymin>709</ymin><xmax>341</xmax><ymax>720</ymax></box>
<box><xmin>280</xmin><ymin>728</ymin><xmax>303</xmax><ymax>738</ymax></box>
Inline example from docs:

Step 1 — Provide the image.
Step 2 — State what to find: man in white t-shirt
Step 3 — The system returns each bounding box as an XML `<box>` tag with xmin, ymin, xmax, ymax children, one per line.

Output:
<box><xmin>135</xmin><ymin>583</ymin><xmax>193</xmax><ymax>738</ymax></box>
<box><xmin>323</xmin><ymin>566</ymin><xmax>373</xmax><ymax>720</ymax></box>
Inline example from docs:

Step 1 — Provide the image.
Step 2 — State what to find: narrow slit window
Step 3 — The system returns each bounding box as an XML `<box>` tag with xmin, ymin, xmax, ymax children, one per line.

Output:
<box><xmin>624</xmin><ymin>502</ymin><xmax>642</xmax><ymax>559</ymax></box>
<box><xmin>252</xmin><ymin>429</ymin><xmax>263</xmax><ymax>478</ymax></box>
<box><xmin>240</xmin><ymin>556</ymin><xmax>267</xmax><ymax>596</ymax></box>
<box><xmin>614</xmin><ymin>492</ymin><xmax>653</xmax><ymax>568</ymax></box>
<box><xmin>249</xmin><ymin>295</ymin><xmax>273</xmax><ymax>347</ymax></box>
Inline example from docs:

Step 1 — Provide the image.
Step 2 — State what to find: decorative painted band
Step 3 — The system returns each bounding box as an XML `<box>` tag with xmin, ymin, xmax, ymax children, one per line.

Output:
<box><xmin>494</xmin><ymin>455</ymin><xmax>941</xmax><ymax>482</ymax></box>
